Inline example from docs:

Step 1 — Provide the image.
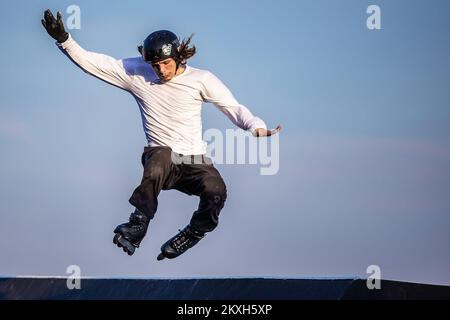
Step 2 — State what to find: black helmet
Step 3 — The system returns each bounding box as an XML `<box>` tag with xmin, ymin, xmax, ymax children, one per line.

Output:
<box><xmin>141</xmin><ymin>30</ymin><xmax>180</xmax><ymax>63</ymax></box>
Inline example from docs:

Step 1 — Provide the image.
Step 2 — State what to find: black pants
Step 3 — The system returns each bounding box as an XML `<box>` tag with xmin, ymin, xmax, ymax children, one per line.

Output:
<box><xmin>128</xmin><ymin>146</ymin><xmax>227</xmax><ymax>234</ymax></box>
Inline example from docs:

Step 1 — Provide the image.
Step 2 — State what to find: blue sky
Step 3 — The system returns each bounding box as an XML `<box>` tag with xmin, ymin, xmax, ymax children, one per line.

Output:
<box><xmin>1</xmin><ymin>0</ymin><xmax>449</xmax><ymax>285</ymax></box>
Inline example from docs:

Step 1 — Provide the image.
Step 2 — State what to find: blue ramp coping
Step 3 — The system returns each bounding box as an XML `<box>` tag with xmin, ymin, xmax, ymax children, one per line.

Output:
<box><xmin>0</xmin><ymin>277</ymin><xmax>449</xmax><ymax>300</ymax></box>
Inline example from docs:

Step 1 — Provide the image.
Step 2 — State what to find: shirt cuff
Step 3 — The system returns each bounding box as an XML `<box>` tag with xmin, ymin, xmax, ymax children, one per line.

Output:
<box><xmin>248</xmin><ymin>117</ymin><xmax>267</xmax><ymax>136</ymax></box>
<box><xmin>56</xmin><ymin>33</ymin><xmax>73</xmax><ymax>49</ymax></box>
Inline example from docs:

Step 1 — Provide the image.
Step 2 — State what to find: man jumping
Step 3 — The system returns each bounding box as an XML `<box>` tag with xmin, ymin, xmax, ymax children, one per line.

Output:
<box><xmin>42</xmin><ymin>9</ymin><xmax>281</xmax><ymax>260</ymax></box>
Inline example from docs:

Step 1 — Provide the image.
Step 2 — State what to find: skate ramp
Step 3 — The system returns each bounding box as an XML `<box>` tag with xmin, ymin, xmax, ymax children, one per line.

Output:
<box><xmin>0</xmin><ymin>277</ymin><xmax>449</xmax><ymax>300</ymax></box>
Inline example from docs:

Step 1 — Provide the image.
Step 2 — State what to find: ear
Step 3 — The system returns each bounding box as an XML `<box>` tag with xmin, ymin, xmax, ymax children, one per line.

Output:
<box><xmin>137</xmin><ymin>45</ymin><xmax>143</xmax><ymax>55</ymax></box>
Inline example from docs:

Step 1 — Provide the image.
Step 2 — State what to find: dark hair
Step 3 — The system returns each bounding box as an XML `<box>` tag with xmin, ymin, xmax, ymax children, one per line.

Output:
<box><xmin>176</xmin><ymin>34</ymin><xmax>196</xmax><ymax>65</ymax></box>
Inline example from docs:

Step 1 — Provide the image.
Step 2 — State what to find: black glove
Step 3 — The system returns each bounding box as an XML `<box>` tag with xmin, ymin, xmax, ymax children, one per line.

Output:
<box><xmin>41</xmin><ymin>9</ymin><xmax>69</xmax><ymax>43</ymax></box>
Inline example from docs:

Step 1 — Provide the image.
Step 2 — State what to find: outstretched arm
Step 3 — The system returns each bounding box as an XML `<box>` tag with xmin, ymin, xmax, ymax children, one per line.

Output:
<box><xmin>201</xmin><ymin>71</ymin><xmax>281</xmax><ymax>137</ymax></box>
<box><xmin>42</xmin><ymin>9</ymin><xmax>132</xmax><ymax>91</ymax></box>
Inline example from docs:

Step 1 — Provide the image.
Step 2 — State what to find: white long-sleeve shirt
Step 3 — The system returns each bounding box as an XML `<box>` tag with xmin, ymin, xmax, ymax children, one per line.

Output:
<box><xmin>57</xmin><ymin>35</ymin><xmax>267</xmax><ymax>155</ymax></box>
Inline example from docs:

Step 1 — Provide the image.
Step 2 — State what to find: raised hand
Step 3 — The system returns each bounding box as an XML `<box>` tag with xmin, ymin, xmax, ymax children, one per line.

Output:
<box><xmin>41</xmin><ymin>9</ymin><xmax>69</xmax><ymax>43</ymax></box>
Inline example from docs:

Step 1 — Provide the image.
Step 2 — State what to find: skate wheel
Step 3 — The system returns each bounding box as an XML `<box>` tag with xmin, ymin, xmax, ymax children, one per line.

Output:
<box><xmin>113</xmin><ymin>233</ymin><xmax>121</xmax><ymax>245</ymax></box>
<box><xmin>114</xmin><ymin>234</ymin><xmax>136</xmax><ymax>256</ymax></box>
<box><xmin>157</xmin><ymin>253</ymin><xmax>166</xmax><ymax>261</ymax></box>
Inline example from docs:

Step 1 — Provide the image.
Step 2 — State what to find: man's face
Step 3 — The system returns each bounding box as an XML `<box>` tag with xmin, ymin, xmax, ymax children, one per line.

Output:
<box><xmin>150</xmin><ymin>58</ymin><xmax>177</xmax><ymax>82</ymax></box>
